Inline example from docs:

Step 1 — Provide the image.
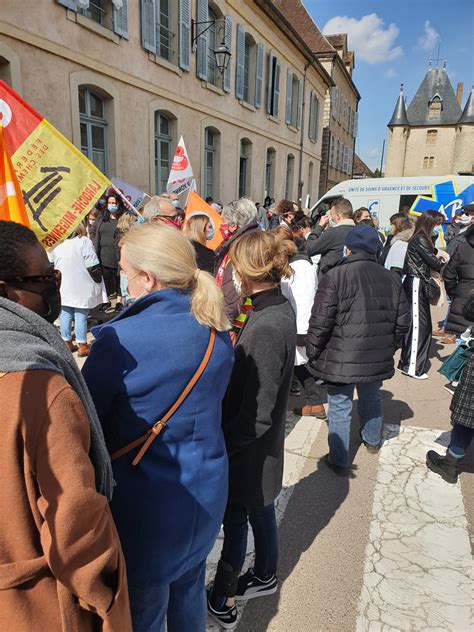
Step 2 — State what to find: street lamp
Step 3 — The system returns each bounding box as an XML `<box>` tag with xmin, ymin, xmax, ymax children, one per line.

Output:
<box><xmin>191</xmin><ymin>18</ymin><xmax>231</xmax><ymax>74</ymax></box>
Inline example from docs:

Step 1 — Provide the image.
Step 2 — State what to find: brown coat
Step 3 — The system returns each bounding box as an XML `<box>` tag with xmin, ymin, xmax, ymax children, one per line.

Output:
<box><xmin>0</xmin><ymin>370</ymin><xmax>132</xmax><ymax>632</ymax></box>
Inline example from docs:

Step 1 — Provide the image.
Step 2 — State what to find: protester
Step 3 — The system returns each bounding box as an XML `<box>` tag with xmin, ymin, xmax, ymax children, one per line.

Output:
<box><xmin>275</xmin><ymin>199</ymin><xmax>298</xmax><ymax>228</ymax></box>
<box><xmin>86</xmin><ymin>207</ymin><xmax>98</xmax><ymax>238</ymax></box>
<box><xmin>276</xmin><ymin>227</ymin><xmax>326</xmax><ymax>419</ymax></box>
<box><xmin>353</xmin><ymin>207</ymin><xmax>371</xmax><ymax>224</ymax></box>
<box><xmin>443</xmin><ymin>225</ymin><xmax>474</xmax><ymax>339</ymax></box>
<box><xmin>93</xmin><ymin>191</ymin><xmax>124</xmax><ymax>311</ymax></box>
<box><xmin>215</xmin><ymin>197</ymin><xmax>259</xmax><ymax>324</ymax></box>
<box><xmin>266</xmin><ymin>205</ymin><xmax>280</xmax><ymax>230</ymax></box>
<box><xmin>185</xmin><ymin>213</ymin><xmax>216</xmax><ymax>273</ymax></box>
<box><xmin>307</xmin><ymin>197</ymin><xmax>355</xmax><ymax>276</ymax></box>
<box><xmin>426</xmin><ymin>295</ymin><xmax>474</xmax><ymax>483</ymax></box>
<box><xmin>82</xmin><ymin>222</ymin><xmax>234</xmax><ymax>632</ymax></box>
<box><xmin>398</xmin><ymin>210</ymin><xmax>445</xmax><ymax>379</ymax></box>
<box><xmin>383</xmin><ymin>214</ymin><xmax>414</xmax><ymax>274</ymax></box>
<box><xmin>446</xmin><ymin>206</ymin><xmax>474</xmax><ymax>257</ymax></box>
<box><xmin>208</xmin><ymin>230</ymin><xmax>296</xmax><ymax>629</ymax></box>
<box><xmin>306</xmin><ymin>224</ymin><xmax>410</xmax><ymax>474</ymax></box>
<box><xmin>0</xmin><ymin>220</ymin><xmax>131</xmax><ymax>631</ymax></box>
<box><xmin>49</xmin><ymin>219</ymin><xmax>107</xmax><ymax>357</ymax></box>
<box><xmin>444</xmin><ymin>212</ymin><xmax>463</xmax><ymax>243</ymax></box>
<box><xmin>88</xmin><ymin>195</ymin><xmax>107</xmax><ymax>242</ymax></box>
<box><xmin>116</xmin><ymin>212</ymin><xmax>138</xmax><ymax>308</ymax></box>
<box><xmin>142</xmin><ymin>195</ymin><xmax>185</xmax><ymax>229</ymax></box>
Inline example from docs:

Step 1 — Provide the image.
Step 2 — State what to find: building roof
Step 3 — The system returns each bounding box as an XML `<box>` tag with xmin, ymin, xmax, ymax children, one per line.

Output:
<box><xmin>459</xmin><ymin>86</ymin><xmax>474</xmax><ymax>124</ymax></box>
<box><xmin>325</xmin><ymin>34</ymin><xmax>347</xmax><ymax>49</ymax></box>
<box><xmin>353</xmin><ymin>154</ymin><xmax>374</xmax><ymax>177</ymax></box>
<box><xmin>406</xmin><ymin>67</ymin><xmax>462</xmax><ymax>126</ymax></box>
<box><xmin>270</xmin><ymin>0</ymin><xmax>334</xmax><ymax>53</ymax></box>
<box><xmin>388</xmin><ymin>84</ymin><xmax>409</xmax><ymax>126</ymax></box>
<box><xmin>344</xmin><ymin>51</ymin><xmax>354</xmax><ymax>66</ymax></box>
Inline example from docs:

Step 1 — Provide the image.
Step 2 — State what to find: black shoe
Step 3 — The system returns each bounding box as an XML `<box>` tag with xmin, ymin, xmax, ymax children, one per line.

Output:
<box><xmin>362</xmin><ymin>440</ymin><xmax>382</xmax><ymax>453</ymax></box>
<box><xmin>426</xmin><ymin>450</ymin><xmax>459</xmax><ymax>484</ymax></box>
<box><xmin>207</xmin><ymin>590</ymin><xmax>237</xmax><ymax>630</ymax></box>
<box><xmin>444</xmin><ymin>382</ymin><xmax>456</xmax><ymax>396</ymax></box>
<box><xmin>235</xmin><ymin>567</ymin><xmax>277</xmax><ymax>601</ymax></box>
<box><xmin>115</xmin><ymin>302</ymin><xmax>124</xmax><ymax>313</ymax></box>
<box><xmin>322</xmin><ymin>454</ymin><xmax>357</xmax><ymax>477</ymax></box>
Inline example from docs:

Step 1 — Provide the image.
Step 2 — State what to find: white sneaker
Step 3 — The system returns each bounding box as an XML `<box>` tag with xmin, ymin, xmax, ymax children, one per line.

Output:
<box><xmin>396</xmin><ymin>369</ymin><xmax>428</xmax><ymax>380</ymax></box>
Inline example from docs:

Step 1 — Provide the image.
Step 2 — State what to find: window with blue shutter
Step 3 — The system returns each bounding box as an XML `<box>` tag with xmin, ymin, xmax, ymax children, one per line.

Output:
<box><xmin>285</xmin><ymin>69</ymin><xmax>293</xmax><ymax>124</ymax></box>
<box><xmin>56</xmin><ymin>0</ymin><xmax>78</xmax><ymax>9</ymax></box>
<box><xmin>314</xmin><ymin>96</ymin><xmax>319</xmax><ymax>141</ymax></box>
<box><xmin>179</xmin><ymin>0</ymin><xmax>190</xmax><ymax>70</ymax></box>
<box><xmin>296</xmin><ymin>79</ymin><xmax>302</xmax><ymax>129</ymax></box>
<box><xmin>266</xmin><ymin>50</ymin><xmax>274</xmax><ymax>114</ymax></box>
<box><xmin>235</xmin><ymin>24</ymin><xmax>245</xmax><ymax>99</ymax></box>
<box><xmin>308</xmin><ymin>92</ymin><xmax>315</xmax><ymax>140</ymax></box>
<box><xmin>254</xmin><ymin>43</ymin><xmax>264</xmax><ymax>108</ymax></box>
<box><xmin>113</xmin><ymin>0</ymin><xmax>129</xmax><ymax>38</ymax></box>
<box><xmin>273</xmin><ymin>59</ymin><xmax>281</xmax><ymax>117</ymax></box>
<box><xmin>196</xmin><ymin>0</ymin><xmax>208</xmax><ymax>80</ymax></box>
<box><xmin>141</xmin><ymin>0</ymin><xmax>156</xmax><ymax>52</ymax></box>
<box><xmin>223</xmin><ymin>16</ymin><xmax>232</xmax><ymax>93</ymax></box>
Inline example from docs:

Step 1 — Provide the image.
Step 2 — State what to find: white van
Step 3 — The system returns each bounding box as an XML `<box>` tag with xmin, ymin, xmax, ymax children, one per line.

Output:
<box><xmin>310</xmin><ymin>175</ymin><xmax>474</xmax><ymax>228</ymax></box>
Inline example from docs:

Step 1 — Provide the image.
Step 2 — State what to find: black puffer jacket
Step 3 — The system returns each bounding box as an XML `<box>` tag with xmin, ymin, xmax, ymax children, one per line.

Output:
<box><xmin>403</xmin><ymin>232</ymin><xmax>442</xmax><ymax>278</ymax></box>
<box><xmin>443</xmin><ymin>225</ymin><xmax>474</xmax><ymax>335</ymax></box>
<box><xmin>306</xmin><ymin>253</ymin><xmax>410</xmax><ymax>384</ymax></box>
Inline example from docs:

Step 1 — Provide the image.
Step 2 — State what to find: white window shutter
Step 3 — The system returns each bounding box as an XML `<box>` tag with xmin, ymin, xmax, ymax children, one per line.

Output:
<box><xmin>141</xmin><ymin>0</ymin><xmax>156</xmax><ymax>52</ymax></box>
<box><xmin>196</xmin><ymin>0</ymin><xmax>208</xmax><ymax>80</ymax></box>
<box><xmin>113</xmin><ymin>0</ymin><xmax>129</xmax><ymax>38</ymax></box>
<box><xmin>56</xmin><ymin>0</ymin><xmax>78</xmax><ymax>9</ymax></box>
<box><xmin>308</xmin><ymin>92</ymin><xmax>314</xmax><ymax>140</ymax></box>
<box><xmin>331</xmin><ymin>87</ymin><xmax>337</xmax><ymax>119</ymax></box>
<box><xmin>273</xmin><ymin>59</ymin><xmax>281</xmax><ymax>118</ymax></box>
<box><xmin>235</xmin><ymin>24</ymin><xmax>245</xmax><ymax>99</ymax></box>
<box><xmin>223</xmin><ymin>15</ymin><xmax>232</xmax><ymax>92</ymax></box>
<box><xmin>296</xmin><ymin>79</ymin><xmax>303</xmax><ymax>129</ymax></box>
<box><xmin>285</xmin><ymin>70</ymin><xmax>293</xmax><ymax>125</ymax></box>
<box><xmin>255</xmin><ymin>43</ymin><xmax>264</xmax><ymax>108</ymax></box>
<box><xmin>179</xmin><ymin>0</ymin><xmax>191</xmax><ymax>71</ymax></box>
<box><xmin>266</xmin><ymin>50</ymin><xmax>274</xmax><ymax>114</ymax></box>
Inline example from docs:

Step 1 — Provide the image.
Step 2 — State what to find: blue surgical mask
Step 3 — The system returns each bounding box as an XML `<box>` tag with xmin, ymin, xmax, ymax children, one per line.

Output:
<box><xmin>432</xmin><ymin>225</ymin><xmax>442</xmax><ymax>237</ymax></box>
<box><xmin>108</xmin><ymin>204</ymin><xmax>118</xmax><ymax>213</ymax></box>
<box><xmin>207</xmin><ymin>228</ymin><xmax>215</xmax><ymax>241</ymax></box>
<box><xmin>329</xmin><ymin>218</ymin><xmax>337</xmax><ymax>228</ymax></box>
<box><xmin>136</xmin><ymin>214</ymin><xmax>145</xmax><ymax>224</ymax></box>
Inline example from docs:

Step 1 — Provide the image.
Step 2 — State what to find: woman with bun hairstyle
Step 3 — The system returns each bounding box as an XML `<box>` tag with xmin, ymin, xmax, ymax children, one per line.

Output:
<box><xmin>82</xmin><ymin>222</ymin><xmax>234</xmax><ymax>632</ymax></box>
<box><xmin>208</xmin><ymin>231</ymin><xmax>297</xmax><ymax>630</ymax></box>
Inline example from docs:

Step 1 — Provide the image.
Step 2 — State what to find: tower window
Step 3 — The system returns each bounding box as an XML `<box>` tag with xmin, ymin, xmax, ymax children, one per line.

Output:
<box><xmin>426</xmin><ymin>130</ymin><xmax>438</xmax><ymax>145</ymax></box>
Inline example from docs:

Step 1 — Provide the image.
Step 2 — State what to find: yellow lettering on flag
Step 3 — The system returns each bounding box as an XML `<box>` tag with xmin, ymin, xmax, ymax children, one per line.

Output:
<box><xmin>0</xmin><ymin>124</ymin><xmax>30</xmax><ymax>225</ymax></box>
<box><xmin>185</xmin><ymin>191</ymin><xmax>223</xmax><ymax>251</ymax></box>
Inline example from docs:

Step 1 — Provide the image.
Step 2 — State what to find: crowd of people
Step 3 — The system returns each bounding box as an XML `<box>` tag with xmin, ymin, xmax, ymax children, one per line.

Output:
<box><xmin>0</xmin><ymin>188</ymin><xmax>472</xmax><ymax>631</ymax></box>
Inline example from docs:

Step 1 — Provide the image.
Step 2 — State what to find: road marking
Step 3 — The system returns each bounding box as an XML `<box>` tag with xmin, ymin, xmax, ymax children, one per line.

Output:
<box><xmin>206</xmin><ymin>414</ymin><xmax>324</xmax><ymax>630</ymax></box>
<box><xmin>357</xmin><ymin>424</ymin><xmax>473</xmax><ymax>631</ymax></box>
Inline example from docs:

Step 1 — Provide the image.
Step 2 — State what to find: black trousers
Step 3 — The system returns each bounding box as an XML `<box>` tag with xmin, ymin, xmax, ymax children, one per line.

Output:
<box><xmin>293</xmin><ymin>364</ymin><xmax>324</xmax><ymax>406</ymax></box>
<box><xmin>399</xmin><ymin>276</ymin><xmax>432</xmax><ymax>377</ymax></box>
<box><xmin>102</xmin><ymin>266</ymin><xmax>118</xmax><ymax>297</ymax></box>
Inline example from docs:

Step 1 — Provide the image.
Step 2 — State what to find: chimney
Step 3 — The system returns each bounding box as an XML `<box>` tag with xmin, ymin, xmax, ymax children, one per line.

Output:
<box><xmin>456</xmin><ymin>83</ymin><xmax>464</xmax><ymax>106</ymax></box>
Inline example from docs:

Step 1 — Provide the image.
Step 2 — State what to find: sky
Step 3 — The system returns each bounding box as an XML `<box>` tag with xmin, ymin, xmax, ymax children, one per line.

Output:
<box><xmin>305</xmin><ymin>0</ymin><xmax>474</xmax><ymax>171</ymax></box>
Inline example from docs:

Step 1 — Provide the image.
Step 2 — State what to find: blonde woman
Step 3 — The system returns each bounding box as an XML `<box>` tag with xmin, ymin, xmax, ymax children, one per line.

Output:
<box><xmin>207</xmin><ymin>231</ymin><xmax>296</xmax><ymax>629</ymax></box>
<box><xmin>185</xmin><ymin>214</ymin><xmax>215</xmax><ymax>273</ymax></box>
<box><xmin>82</xmin><ymin>222</ymin><xmax>233</xmax><ymax>632</ymax></box>
<box><xmin>116</xmin><ymin>211</ymin><xmax>138</xmax><ymax>307</ymax></box>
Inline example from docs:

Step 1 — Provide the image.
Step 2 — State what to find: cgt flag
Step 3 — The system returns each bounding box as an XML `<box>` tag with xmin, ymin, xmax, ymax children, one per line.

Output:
<box><xmin>185</xmin><ymin>191</ymin><xmax>223</xmax><ymax>251</ymax></box>
<box><xmin>0</xmin><ymin>80</ymin><xmax>110</xmax><ymax>249</ymax></box>
<box><xmin>0</xmin><ymin>123</ymin><xmax>30</xmax><ymax>226</ymax></box>
<box><xmin>166</xmin><ymin>136</ymin><xmax>194</xmax><ymax>196</ymax></box>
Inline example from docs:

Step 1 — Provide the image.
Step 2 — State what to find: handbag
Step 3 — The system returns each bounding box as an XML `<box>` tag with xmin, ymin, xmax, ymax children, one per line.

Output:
<box><xmin>431</xmin><ymin>271</ymin><xmax>447</xmax><ymax>308</ymax></box>
<box><xmin>419</xmin><ymin>270</ymin><xmax>441</xmax><ymax>304</ymax></box>
<box><xmin>111</xmin><ymin>330</ymin><xmax>216</xmax><ymax>465</ymax></box>
<box><xmin>87</xmin><ymin>263</ymin><xmax>103</xmax><ymax>284</ymax></box>
<box><xmin>438</xmin><ymin>344</ymin><xmax>472</xmax><ymax>382</ymax></box>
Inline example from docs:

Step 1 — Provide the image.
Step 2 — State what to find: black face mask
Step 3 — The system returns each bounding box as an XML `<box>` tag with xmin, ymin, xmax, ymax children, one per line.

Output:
<box><xmin>26</xmin><ymin>284</ymin><xmax>62</xmax><ymax>324</ymax></box>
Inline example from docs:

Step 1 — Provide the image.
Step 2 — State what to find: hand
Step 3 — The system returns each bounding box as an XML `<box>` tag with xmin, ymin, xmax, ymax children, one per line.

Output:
<box><xmin>319</xmin><ymin>214</ymin><xmax>330</xmax><ymax>228</ymax></box>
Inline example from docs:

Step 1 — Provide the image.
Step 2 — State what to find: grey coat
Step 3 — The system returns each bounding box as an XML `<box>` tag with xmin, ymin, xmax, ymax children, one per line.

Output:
<box><xmin>222</xmin><ymin>291</ymin><xmax>296</xmax><ymax>509</ymax></box>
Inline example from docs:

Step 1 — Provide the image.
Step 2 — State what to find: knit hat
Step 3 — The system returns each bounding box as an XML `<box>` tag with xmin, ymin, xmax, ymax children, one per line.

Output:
<box><xmin>345</xmin><ymin>224</ymin><xmax>380</xmax><ymax>255</ymax></box>
<box><xmin>462</xmin><ymin>202</ymin><xmax>474</xmax><ymax>214</ymax></box>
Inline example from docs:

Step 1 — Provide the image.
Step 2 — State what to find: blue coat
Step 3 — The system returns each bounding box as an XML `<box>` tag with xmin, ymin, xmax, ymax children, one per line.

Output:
<box><xmin>82</xmin><ymin>289</ymin><xmax>234</xmax><ymax>587</ymax></box>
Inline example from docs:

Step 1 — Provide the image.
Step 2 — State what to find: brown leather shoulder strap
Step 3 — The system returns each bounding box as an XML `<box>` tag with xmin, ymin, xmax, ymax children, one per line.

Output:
<box><xmin>111</xmin><ymin>329</ymin><xmax>216</xmax><ymax>465</ymax></box>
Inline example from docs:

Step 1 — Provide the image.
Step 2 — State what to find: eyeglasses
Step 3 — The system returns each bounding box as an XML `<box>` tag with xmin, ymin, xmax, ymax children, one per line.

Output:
<box><xmin>3</xmin><ymin>269</ymin><xmax>62</xmax><ymax>288</ymax></box>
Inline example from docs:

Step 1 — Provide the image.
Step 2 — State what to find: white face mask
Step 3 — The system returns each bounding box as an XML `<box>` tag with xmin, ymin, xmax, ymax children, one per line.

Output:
<box><xmin>329</xmin><ymin>218</ymin><xmax>337</xmax><ymax>228</ymax></box>
<box><xmin>232</xmin><ymin>269</ymin><xmax>242</xmax><ymax>294</ymax></box>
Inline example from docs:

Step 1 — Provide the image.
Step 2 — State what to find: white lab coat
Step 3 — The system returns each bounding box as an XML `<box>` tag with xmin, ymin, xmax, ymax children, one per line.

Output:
<box><xmin>281</xmin><ymin>257</ymin><xmax>318</xmax><ymax>365</ymax></box>
<box><xmin>50</xmin><ymin>236</ymin><xmax>107</xmax><ymax>309</ymax></box>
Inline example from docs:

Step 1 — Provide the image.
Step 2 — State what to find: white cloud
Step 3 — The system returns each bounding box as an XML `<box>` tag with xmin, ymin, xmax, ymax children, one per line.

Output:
<box><xmin>323</xmin><ymin>14</ymin><xmax>403</xmax><ymax>64</ymax></box>
<box><xmin>417</xmin><ymin>21</ymin><xmax>439</xmax><ymax>52</ymax></box>
<box><xmin>386</xmin><ymin>67</ymin><xmax>397</xmax><ymax>78</ymax></box>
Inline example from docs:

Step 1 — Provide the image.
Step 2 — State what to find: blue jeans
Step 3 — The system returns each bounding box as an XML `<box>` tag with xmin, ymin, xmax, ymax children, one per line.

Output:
<box><xmin>327</xmin><ymin>381</ymin><xmax>383</xmax><ymax>467</ymax></box>
<box><xmin>448</xmin><ymin>424</ymin><xmax>473</xmax><ymax>459</ymax></box>
<box><xmin>213</xmin><ymin>502</ymin><xmax>278</xmax><ymax>598</ymax></box>
<box><xmin>128</xmin><ymin>559</ymin><xmax>207</xmax><ymax>632</ymax></box>
<box><xmin>60</xmin><ymin>306</ymin><xmax>89</xmax><ymax>344</ymax></box>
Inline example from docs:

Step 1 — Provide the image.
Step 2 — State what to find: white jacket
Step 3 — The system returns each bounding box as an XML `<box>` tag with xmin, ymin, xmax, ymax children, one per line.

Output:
<box><xmin>281</xmin><ymin>257</ymin><xmax>317</xmax><ymax>365</ymax></box>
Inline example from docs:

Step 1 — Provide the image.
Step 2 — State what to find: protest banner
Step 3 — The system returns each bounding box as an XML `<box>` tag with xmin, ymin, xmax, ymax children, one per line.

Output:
<box><xmin>0</xmin><ymin>123</ymin><xmax>30</xmax><ymax>225</ymax></box>
<box><xmin>112</xmin><ymin>177</ymin><xmax>146</xmax><ymax>211</ymax></box>
<box><xmin>166</xmin><ymin>136</ymin><xmax>194</xmax><ymax>196</ymax></box>
<box><xmin>185</xmin><ymin>191</ymin><xmax>223</xmax><ymax>251</ymax></box>
<box><xmin>0</xmin><ymin>80</ymin><xmax>110</xmax><ymax>248</ymax></box>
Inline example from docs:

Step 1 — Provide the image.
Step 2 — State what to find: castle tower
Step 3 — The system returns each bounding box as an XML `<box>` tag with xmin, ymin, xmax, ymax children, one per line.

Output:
<box><xmin>385</xmin><ymin>84</ymin><xmax>409</xmax><ymax>176</ymax></box>
<box><xmin>453</xmin><ymin>86</ymin><xmax>474</xmax><ymax>174</ymax></box>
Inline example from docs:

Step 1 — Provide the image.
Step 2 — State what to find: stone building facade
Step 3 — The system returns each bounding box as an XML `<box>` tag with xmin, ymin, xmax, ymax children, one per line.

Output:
<box><xmin>0</xmin><ymin>0</ymin><xmax>354</xmax><ymax>206</ymax></box>
<box><xmin>385</xmin><ymin>67</ymin><xmax>474</xmax><ymax>177</ymax></box>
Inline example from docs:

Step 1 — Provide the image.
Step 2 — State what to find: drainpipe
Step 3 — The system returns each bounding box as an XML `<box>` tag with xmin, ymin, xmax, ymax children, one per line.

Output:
<box><xmin>297</xmin><ymin>57</ymin><xmax>317</xmax><ymax>205</ymax></box>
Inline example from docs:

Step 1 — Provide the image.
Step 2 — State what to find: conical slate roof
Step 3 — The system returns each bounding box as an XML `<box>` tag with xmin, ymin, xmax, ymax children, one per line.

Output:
<box><xmin>406</xmin><ymin>67</ymin><xmax>462</xmax><ymax>125</ymax></box>
<box><xmin>388</xmin><ymin>84</ymin><xmax>409</xmax><ymax>126</ymax></box>
<box><xmin>459</xmin><ymin>86</ymin><xmax>474</xmax><ymax>124</ymax></box>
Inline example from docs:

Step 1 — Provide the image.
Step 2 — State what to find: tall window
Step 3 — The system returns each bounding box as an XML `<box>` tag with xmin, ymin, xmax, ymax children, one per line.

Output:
<box><xmin>239</xmin><ymin>139</ymin><xmax>251</xmax><ymax>198</ymax></box>
<box><xmin>285</xmin><ymin>154</ymin><xmax>295</xmax><ymax>199</ymax></box>
<box><xmin>308</xmin><ymin>93</ymin><xmax>319</xmax><ymax>141</ymax></box>
<box><xmin>204</xmin><ymin>127</ymin><xmax>217</xmax><ymax>200</ymax></box>
<box><xmin>423</xmin><ymin>156</ymin><xmax>434</xmax><ymax>169</ymax></box>
<box><xmin>428</xmin><ymin>97</ymin><xmax>442</xmax><ymax>119</ymax></box>
<box><xmin>79</xmin><ymin>87</ymin><xmax>107</xmax><ymax>174</ymax></box>
<box><xmin>308</xmin><ymin>161</ymin><xmax>314</xmax><ymax>202</ymax></box>
<box><xmin>79</xmin><ymin>0</ymin><xmax>110</xmax><ymax>28</ymax></box>
<box><xmin>265</xmin><ymin>148</ymin><xmax>276</xmax><ymax>198</ymax></box>
<box><xmin>0</xmin><ymin>56</ymin><xmax>11</xmax><ymax>86</ymax></box>
<box><xmin>207</xmin><ymin>8</ymin><xmax>218</xmax><ymax>86</ymax></box>
<box><xmin>426</xmin><ymin>129</ymin><xmax>438</xmax><ymax>145</ymax></box>
<box><xmin>154</xmin><ymin>112</ymin><xmax>172</xmax><ymax>194</ymax></box>
<box><xmin>158</xmin><ymin>0</ymin><xmax>174</xmax><ymax>61</ymax></box>
<box><xmin>267</xmin><ymin>54</ymin><xmax>280</xmax><ymax>117</ymax></box>
<box><xmin>242</xmin><ymin>33</ymin><xmax>256</xmax><ymax>104</ymax></box>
